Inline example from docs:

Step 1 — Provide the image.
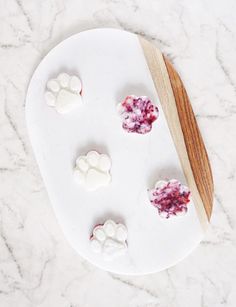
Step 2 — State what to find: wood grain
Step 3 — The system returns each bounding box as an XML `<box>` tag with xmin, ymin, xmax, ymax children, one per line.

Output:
<box><xmin>163</xmin><ymin>57</ymin><xmax>213</xmax><ymax>220</ymax></box>
<box><xmin>139</xmin><ymin>36</ymin><xmax>213</xmax><ymax>226</ymax></box>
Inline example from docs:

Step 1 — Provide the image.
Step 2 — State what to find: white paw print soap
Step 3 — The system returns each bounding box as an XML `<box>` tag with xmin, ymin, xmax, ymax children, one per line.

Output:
<box><xmin>74</xmin><ymin>150</ymin><xmax>111</xmax><ymax>191</ymax></box>
<box><xmin>45</xmin><ymin>73</ymin><xmax>82</xmax><ymax>114</ymax></box>
<box><xmin>90</xmin><ymin>220</ymin><xmax>128</xmax><ymax>260</ymax></box>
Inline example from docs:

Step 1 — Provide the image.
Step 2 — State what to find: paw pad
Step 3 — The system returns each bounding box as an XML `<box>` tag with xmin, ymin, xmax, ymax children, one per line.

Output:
<box><xmin>117</xmin><ymin>95</ymin><xmax>159</xmax><ymax>134</ymax></box>
<box><xmin>148</xmin><ymin>179</ymin><xmax>191</xmax><ymax>218</ymax></box>
<box><xmin>74</xmin><ymin>151</ymin><xmax>111</xmax><ymax>191</ymax></box>
<box><xmin>45</xmin><ymin>73</ymin><xmax>82</xmax><ymax>114</ymax></box>
<box><xmin>90</xmin><ymin>220</ymin><xmax>128</xmax><ymax>260</ymax></box>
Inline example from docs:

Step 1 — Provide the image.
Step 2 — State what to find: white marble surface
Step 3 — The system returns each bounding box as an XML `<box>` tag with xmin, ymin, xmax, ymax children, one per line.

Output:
<box><xmin>0</xmin><ymin>0</ymin><xmax>235</xmax><ymax>306</ymax></box>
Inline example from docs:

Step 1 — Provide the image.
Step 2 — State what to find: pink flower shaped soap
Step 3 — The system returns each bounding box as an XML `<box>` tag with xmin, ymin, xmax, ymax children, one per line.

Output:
<box><xmin>117</xmin><ymin>95</ymin><xmax>159</xmax><ymax>134</ymax></box>
<box><xmin>148</xmin><ymin>179</ymin><xmax>191</xmax><ymax>218</ymax></box>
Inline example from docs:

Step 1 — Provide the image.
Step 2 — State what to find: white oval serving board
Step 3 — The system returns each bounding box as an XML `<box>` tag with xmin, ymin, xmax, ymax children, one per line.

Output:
<box><xmin>26</xmin><ymin>28</ymin><xmax>205</xmax><ymax>275</ymax></box>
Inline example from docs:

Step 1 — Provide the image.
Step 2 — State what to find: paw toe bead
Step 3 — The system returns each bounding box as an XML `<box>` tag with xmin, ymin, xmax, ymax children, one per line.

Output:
<box><xmin>70</xmin><ymin>75</ymin><xmax>82</xmax><ymax>93</ymax></box>
<box><xmin>57</xmin><ymin>72</ymin><xmax>70</xmax><ymax>87</ymax></box>
<box><xmin>47</xmin><ymin>79</ymin><xmax>60</xmax><ymax>92</ymax></box>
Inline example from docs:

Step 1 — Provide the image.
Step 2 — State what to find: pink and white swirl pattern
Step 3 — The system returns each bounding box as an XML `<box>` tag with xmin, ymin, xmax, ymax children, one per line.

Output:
<box><xmin>118</xmin><ymin>95</ymin><xmax>159</xmax><ymax>134</ymax></box>
<box><xmin>148</xmin><ymin>179</ymin><xmax>191</xmax><ymax>218</ymax></box>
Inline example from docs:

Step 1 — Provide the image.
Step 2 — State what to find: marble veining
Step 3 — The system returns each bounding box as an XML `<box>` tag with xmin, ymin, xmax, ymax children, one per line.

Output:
<box><xmin>0</xmin><ymin>0</ymin><xmax>235</xmax><ymax>306</ymax></box>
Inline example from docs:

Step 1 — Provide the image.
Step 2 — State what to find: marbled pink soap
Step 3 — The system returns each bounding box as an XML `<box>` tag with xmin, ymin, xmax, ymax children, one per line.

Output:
<box><xmin>148</xmin><ymin>179</ymin><xmax>191</xmax><ymax>218</ymax></box>
<box><xmin>118</xmin><ymin>95</ymin><xmax>159</xmax><ymax>134</ymax></box>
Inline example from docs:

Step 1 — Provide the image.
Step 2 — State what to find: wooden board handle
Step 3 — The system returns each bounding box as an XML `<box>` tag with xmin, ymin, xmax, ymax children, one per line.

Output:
<box><xmin>164</xmin><ymin>57</ymin><xmax>214</xmax><ymax>220</ymax></box>
<box><xmin>139</xmin><ymin>36</ymin><xmax>213</xmax><ymax>224</ymax></box>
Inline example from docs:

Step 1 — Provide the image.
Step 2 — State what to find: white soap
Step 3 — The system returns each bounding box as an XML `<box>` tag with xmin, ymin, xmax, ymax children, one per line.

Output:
<box><xmin>90</xmin><ymin>220</ymin><xmax>128</xmax><ymax>260</ymax></box>
<box><xmin>45</xmin><ymin>73</ymin><xmax>83</xmax><ymax>113</ymax></box>
<box><xmin>74</xmin><ymin>150</ymin><xmax>111</xmax><ymax>191</ymax></box>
